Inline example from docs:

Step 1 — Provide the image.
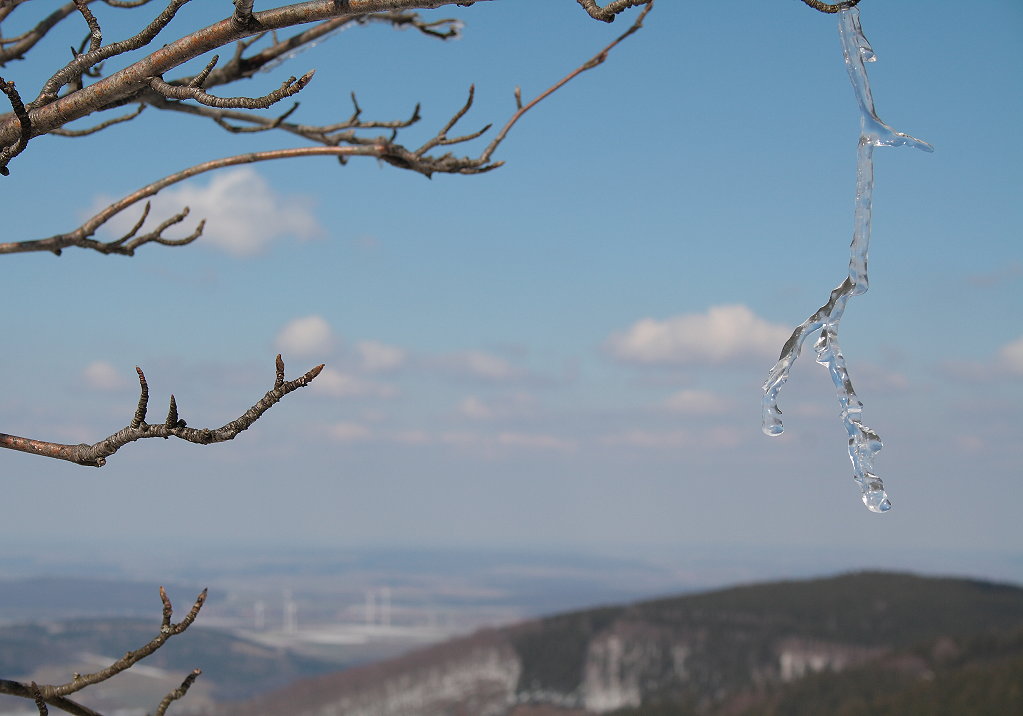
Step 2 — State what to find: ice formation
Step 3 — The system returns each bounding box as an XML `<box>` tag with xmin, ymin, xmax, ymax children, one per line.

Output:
<box><xmin>761</xmin><ymin>8</ymin><xmax>932</xmax><ymax>513</ymax></box>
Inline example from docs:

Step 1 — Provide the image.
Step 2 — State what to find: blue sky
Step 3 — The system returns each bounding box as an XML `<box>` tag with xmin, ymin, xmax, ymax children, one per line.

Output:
<box><xmin>2</xmin><ymin>1</ymin><xmax>1022</xmax><ymax>584</ymax></box>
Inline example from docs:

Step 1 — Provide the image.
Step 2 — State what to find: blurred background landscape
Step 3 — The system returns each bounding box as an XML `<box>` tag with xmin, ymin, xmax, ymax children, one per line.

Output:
<box><xmin>1</xmin><ymin>0</ymin><xmax>1021</xmax><ymax>713</ymax></box>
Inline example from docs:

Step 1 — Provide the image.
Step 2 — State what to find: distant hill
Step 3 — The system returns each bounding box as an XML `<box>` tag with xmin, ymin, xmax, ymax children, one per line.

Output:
<box><xmin>213</xmin><ymin>571</ymin><xmax>1023</xmax><ymax>716</ymax></box>
<box><xmin>0</xmin><ymin>576</ymin><xmax>213</xmax><ymax>622</ymax></box>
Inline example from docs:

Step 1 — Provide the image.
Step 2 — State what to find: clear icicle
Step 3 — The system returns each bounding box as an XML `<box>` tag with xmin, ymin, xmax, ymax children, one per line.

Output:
<box><xmin>761</xmin><ymin>8</ymin><xmax>932</xmax><ymax>513</ymax></box>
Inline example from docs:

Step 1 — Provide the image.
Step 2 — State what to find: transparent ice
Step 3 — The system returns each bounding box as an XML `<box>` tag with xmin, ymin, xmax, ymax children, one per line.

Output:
<box><xmin>761</xmin><ymin>8</ymin><xmax>932</xmax><ymax>513</ymax></box>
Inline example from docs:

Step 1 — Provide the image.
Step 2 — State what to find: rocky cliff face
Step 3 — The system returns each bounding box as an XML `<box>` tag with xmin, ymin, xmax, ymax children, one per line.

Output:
<box><xmin>318</xmin><ymin>643</ymin><xmax>520</xmax><ymax>716</ymax></box>
<box><xmin>222</xmin><ymin>621</ymin><xmax>891</xmax><ymax>716</ymax></box>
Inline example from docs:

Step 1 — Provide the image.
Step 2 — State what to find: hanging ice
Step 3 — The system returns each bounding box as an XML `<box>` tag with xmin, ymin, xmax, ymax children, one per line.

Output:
<box><xmin>761</xmin><ymin>8</ymin><xmax>932</xmax><ymax>513</ymax></box>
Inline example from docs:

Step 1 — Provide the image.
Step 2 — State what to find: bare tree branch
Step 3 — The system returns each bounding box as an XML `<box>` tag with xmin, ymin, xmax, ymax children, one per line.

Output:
<box><xmin>0</xmin><ymin>1</ymin><xmax>651</xmax><ymax>257</ymax></box>
<box><xmin>0</xmin><ymin>356</ymin><xmax>322</xmax><ymax>466</ymax></box>
<box><xmin>141</xmin><ymin>90</ymin><xmax>418</xmax><ymax>142</ymax></box>
<box><xmin>0</xmin><ymin>1</ymin><xmax>490</xmax><ymax>150</ymax></box>
<box><xmin>799</xmin><ymin>0</ymin><xmax>863</xmax><ymax>13</ymax></box>
<box><xmin>576</xmin><ymin>0</ymin><xmax>649</xmax><ymax>23</ymax></box>
<box><xmin>72</xmin><ymin>1</ymin><xmax>103</xmax><ymax>54</ymax></box>
<box><xmin>148</xmin><ymin>67</ymin><xmax>314</xmax><ymax>108</ymax></box>
<box><xmin>0</xmin><ymin>682</ymin><xmax>100</xmax><ymax>716</ymax></box>
<box><xmin>31</xmin><ymin>0</ymin><xmax>194</xmax><ymax>109</ymax></box>
<box><xmin>0</xmin><ymin>588</ymin><xmax>206</xmax><ymax>713</ymax></box>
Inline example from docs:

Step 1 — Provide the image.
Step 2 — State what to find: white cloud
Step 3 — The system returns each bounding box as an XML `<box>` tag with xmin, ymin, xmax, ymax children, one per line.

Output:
<box><xmin>312</xmin><ymin>367</ymin><xmax>397</xmax><ymax>399</ymax></box>
<box><xmin>457</xmin><ymin>393</ymin><xmax>536</xmax><ymax>421</ymax></box>
<box><xmin>496</xmin><ymin>432</ymin><xmax>576</xmax><ymax>452</ymax></box>
<box><xmin>446</xmin><ymin>350</ymin><xmax>519</xmax><ymax>381</ymax></box>
<box><xmin>607</xmin><ymin>305</ymin><xmax>790</xmax><ymax>365</ymax></box>
<box><xmin>276</xmin><ymin>315</ymin><xmax>334</xmax><ymax>357</ymax></box>
<box><xmin>98</xmin><ymin>167</ymin><xmax>321</xmax><ymax>256</ymax></box>
<box><xmin>663</xmin><ymin>389</ymin><xmax>730</xmax><ymax>414</ymax></box>
<box><xmin>391</xmin><ymin>430</ymin><xmax>431</xmax><ymax>445</ymax></box>
<box><xmin>854</xmin><ymin>363</ymin><xmax>911</xmax><ymax>392</ymax></box>
<box><xmin>327</xmin><ymin>422</ymin><xmax>373</xmax><ymax>442</ymax></box>
<box><xmin>603</xmin><ymin>426</ymin><xmax>743</xmax><ymax>449</ymax></box>
<box><xmin>83</xmin><ymin>361</ymin><xmax>127</xmax><ymax>390</ymax></box>
<box><xmin>439</xmin><ymin>430</ymin><xmax>575</xmax><ymax>452</ymax></box>
<box><xmin>459</xmin><ymin>395</ymin><xmax>493</xmax><ymax>419</ymax></box>
<box><xmin>357</xmin><ymin>340</ymin><xmax>406</xmax><ymax>373</ymax></box>
<box><xmin>999</xmin><ymin>335</ymin><xmax>1023</xmax><ymax>375</ymax></box>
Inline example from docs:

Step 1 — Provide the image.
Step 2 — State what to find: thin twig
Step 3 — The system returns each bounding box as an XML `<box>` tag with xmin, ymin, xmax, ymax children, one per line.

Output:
<box><xmin>148</xmin><ymin>69</ymin><xmax>313</xmax><ymax>109</ymax></box>
<box><xmin>799</xmin><ymin>0</ymin><xmax>863</xmax><ymax>12</ymax></box>
<box><xmin>576</xmin><ymin>0</ymin><xmax>649</xmax><ymax>23</ymax></box>
<box><xmin>49</xmin><ymin>103</ymin><xmax>145</xmax><ymax>136</ymax></box>
<box><xmin>232</xmin><ymin>0</ymin><xmax>255</xmax><ymax>29</ymax></box>
<box><xmin>478</xmin><ymin>0</ymin><xmax>653</xmax><ymax>166</ymax></box>
<box><xmin>30</xmin><ymin>683</ymin><xmax>47</xmax><ymax>716</ymax></box>
<box><xmin>72</xmin><ymin>0</ymin><xmax>102</xmax><ymax>52</ymax></box>
<box><xmin>0</xmin><ymin>75</ymin><xmax>29</xmax><ymax>174</ymax></box>
<box><xmin>154</xmin><ymin>669</ymin><xmax>202</xmax><ymax>716</ymax></box>
<box><xmin>0</xmin><ymin>682</ymin><xmax>99</xmax><ymax>716</ymax></box>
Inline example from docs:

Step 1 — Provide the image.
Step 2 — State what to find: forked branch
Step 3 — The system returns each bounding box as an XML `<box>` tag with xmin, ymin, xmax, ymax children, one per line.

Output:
<box><xmin>0</xmin><ymin>355</ymin><xmax>323</xmax><ymax>467</ymax></box>
<box><xmin>0</xmin><ymin>587</ymin><xmax>207</xmax><ymax>715</ymax></box>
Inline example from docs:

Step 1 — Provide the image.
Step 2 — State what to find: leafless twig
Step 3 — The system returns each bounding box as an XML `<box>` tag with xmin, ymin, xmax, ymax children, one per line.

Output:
<box><xmin>30</xmin><ymin>683</ymin><xmax>47</xmax><ymax>716</ymax></box>
<box><xmin>0</xmin><ymin>355</ymin><xmax>323</xmax><ymax>466</ymax></box>
<box><xmin>154</xmin><ymin>669</ymin><xmax>202</xmax><ymax>716</ymax></box>
<box><xmin>49</xmin><ymin>103</ymin><xmax>144</xmax><ymax>136</ymax></box>
<box><xmin>0</xmin><ymin>75</ymin><xmax>29</xmax><ymax>174</ymax></box>
<box><xmin>148</xmin><ymin>68</ymin><xmax>313</xmax><ymax>108</ymax></box>
<box><xmin>476</xmin><ymin>0</ymin><xmax>652</xmax><ymax>166</ymax></box>
<box><xmin>0</xmin><ymin>681</ymin><xmax>99</xmax><ymax>716</ymax></box>
<box><xmin>0</xmin><ymin>588</ymin><xmax>207</xmax><ymax>713</ymax></box>
<box><xmin>799</xmin><ymin>0</ymin><xmax>863</xmax><ymax>12</ymax></box>
<box><xmin>576</xmin><ymin>0</ymin><xmax>650</xmax><ymax>23</ymax></box>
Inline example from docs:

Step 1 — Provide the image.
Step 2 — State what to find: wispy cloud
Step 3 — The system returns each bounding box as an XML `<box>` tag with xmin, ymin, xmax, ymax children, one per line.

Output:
<box><xmin>602</xmin><ymin>426</ymin><xmax>744</xmax><ymax>449</ymax></box>
<box><xmin>998</xmin><ymin>335</ymin><xmax>1023</xmax><ymax>375</ymax></box>
<box><xmin>496</xmin><ymin>432</ymin><xmax>576</xmax><ymax>452</ymax></box>
<box><xmin>440</xmin><ymin>430</ymin><xmax>576</xmax><ymax>453</ymax></box>
<box><xmin>663</xmin><ymin>389</ymin><xmax>731</xmax><ymax>414</ymax></box>
<box><xmin>326</xmin><ymin>422</ymin><xmax>373</xmax><ymax>442</ymax></box>
<box><xmin>606</xmin><ymin>305</ymin><xmax>790</xmax><ymax>365</ymax></box>
<box><xmin>312</xmin><ymin>367</ymin><xmax>397</xmax><ymax>398</ymax></box>
<box><xmin>357</xmin><ymin>340</ymin><xmax>406</xmax><ymax>373</ymax></box>
<box><xmin>276</xmin><ymin>315</ymin><xmax>335</xmax><ymax>358</ymax></box>
<box><xmin>82</xmin><ymin>361</ymin><xmax>128</xmax><ymax>391</ymax></box>
<box><xmin>442</xmin><ymin>350</ymin><xmax>521</xmax><ymax>381</ymax></box>
<box><xmin>457</xmin><ymin>392</ymin><xmax>537</xmax><ymax>421</ymax></box>
<box><xmin>96</xmin><ymin>167</ymin><xmax>322</xmax><ymax>256</ymax></box>
<box><xmin>966</xmin><ymin>261</ymin><xmax>1023</xmax><ymax>288</ymax></box>
<box><xmin>458</xmin><ymin>395</ymin><xmax>494</xmax><ymax>420</ymax></box>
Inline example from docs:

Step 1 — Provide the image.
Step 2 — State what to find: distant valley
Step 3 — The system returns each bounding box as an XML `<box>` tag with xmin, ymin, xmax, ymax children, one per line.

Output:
<box><xmin>2</xmin><ymin>571</ymin><xmax>1022</xmax><ymax>715</ymax></box>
